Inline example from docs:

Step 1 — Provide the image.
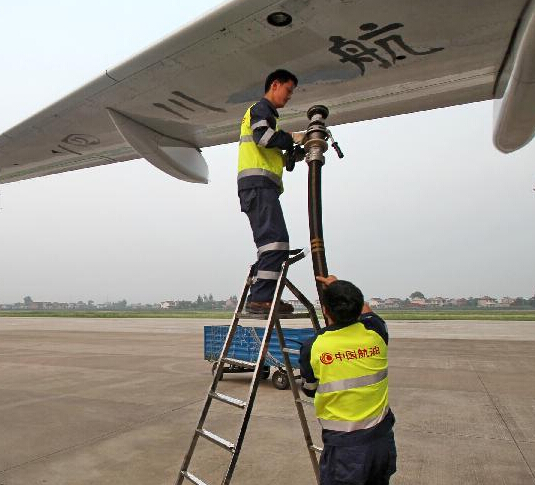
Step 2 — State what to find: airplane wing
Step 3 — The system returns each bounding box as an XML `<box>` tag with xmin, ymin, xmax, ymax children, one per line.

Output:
<box><xmin>1</xmin><ymin>0</ymin><xmax>534</xmax><ymax>185</ymax></box>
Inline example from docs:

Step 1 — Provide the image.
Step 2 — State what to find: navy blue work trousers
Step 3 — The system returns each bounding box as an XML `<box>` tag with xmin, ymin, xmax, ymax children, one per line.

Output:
<box><xmin>320</xmin><ymin>431</ymin><xmax>397</xmax><ymax>485</ymax></box>
<box><xmin>239</xmin><ymin>187</ymin><xmax>289</xmax><ymax>302</ymax></box>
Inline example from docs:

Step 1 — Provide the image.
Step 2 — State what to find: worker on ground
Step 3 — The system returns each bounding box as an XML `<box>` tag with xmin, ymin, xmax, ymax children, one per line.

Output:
<box><xmin>299</xmin><ymin>275</ymin><xmax>396</xmax><ymax>485</ymax></box>
<box><xmin>237</xmin><ymin>69</ymin><xmax>306</xmax><ymax>314</ymax></box>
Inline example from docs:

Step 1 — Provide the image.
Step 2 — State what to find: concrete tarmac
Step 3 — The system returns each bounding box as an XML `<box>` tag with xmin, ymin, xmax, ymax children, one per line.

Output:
<box><xmin>0</xmin><ymin>317</ymin><xmax>534</xmax><ymax>485</ymax></box>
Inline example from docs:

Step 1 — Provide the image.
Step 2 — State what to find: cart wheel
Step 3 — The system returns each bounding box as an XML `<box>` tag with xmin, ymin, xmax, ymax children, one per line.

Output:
<box><xmin>212</xmin><ymin>362</ymin><xmax>224</xmax><ymax>381</ymax></box>
<box><xmin>260</xmin><ymin>366</ymin><xmax>270</xmax><ymax>380</ymax></box>
<box><xmin>272</xmin><ymin>370</ymin><xmax>289</xmax><ymax>390</ymax></box>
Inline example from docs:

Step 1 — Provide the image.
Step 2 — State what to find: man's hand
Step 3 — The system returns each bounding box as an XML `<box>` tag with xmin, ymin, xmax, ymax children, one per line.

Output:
<box><xmin>292</xmin><ymin>131</ymin><xmax>307</xmax><ymax>145</ymax></box>
<box><xmin>316</xmin><ymin>275</ymin><xmax>338</xmax><ymax>286</ymax></box>
<box><xmin>361</xmin><ymin>302</ymin><xmax>373</xmax><ymax>314</ymax></box>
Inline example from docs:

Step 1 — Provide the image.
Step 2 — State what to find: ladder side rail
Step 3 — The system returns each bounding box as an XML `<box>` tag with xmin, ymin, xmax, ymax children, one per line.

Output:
<box><xmin>212</xmin><ymin>265</ymin><xmax>255</xmax><ymax>383</ymax></box>
<box><xmin>176</xmin><ymin>266</ymin><xmax>254</xmax><ymax>485</ymax></box>
<box><xmin>221</xmin><ymin>259</ymin><xmax>292</xmax><ymax>485</ymax></box>
<box><xmin>273</xmin><ymin>318</ymin><xmax>320</xmax><ymax>483</ymax></box>
<box><xmin>284</xmin><ymin>278</ymin><xmax>322</xmax><ymax>332</ymax></box>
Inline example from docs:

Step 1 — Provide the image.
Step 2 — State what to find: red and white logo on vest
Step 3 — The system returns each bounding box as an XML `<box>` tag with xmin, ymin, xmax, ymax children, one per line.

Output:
<box><xmin>320</xmin><ymin>352</ymin><xmax>334</xmax><ymax>365</ymax></box>
<box><xmin>320</xmin><ymin>347</ymin><xmax>382</xmax><ymax>365</ymax></box>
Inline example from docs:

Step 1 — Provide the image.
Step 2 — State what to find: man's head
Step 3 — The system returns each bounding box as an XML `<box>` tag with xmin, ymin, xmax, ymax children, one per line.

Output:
<box><xmin>323</xmin><ymin>280</ymin><xmax>364</xmax><ymax>326</ymax></box>
<box><xmin>264</xmin><ymin>69</ymin><xmax>298</xmax><ymax>108</ymax></box>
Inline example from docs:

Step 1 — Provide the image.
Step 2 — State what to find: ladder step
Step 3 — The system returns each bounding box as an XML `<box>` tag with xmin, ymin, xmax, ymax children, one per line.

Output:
<box><xmin>297</xmin><ymin>398</ymin><xmax>315</xmax><ymax>407</ymax></box>
<box><xmin>196</xmin><ymin>428</ymin><xmax>235</xmax><ymax>453</ymax></box>
<box><xmin>236</xmin><ymin>312</ymin><xmax>311</xmax><ymax>320</ymax></box>
<box><xmin>283</xmin><ymin>347</ymin><xmax>300</xmax><ymax>355</ymax></box>
<box><xmin>209</xmin><ymin>391</ymin><xmax>247</xmax><ymax>409</ymax></box>
<box><xmin>222</xmin><ymin>357</ymin><xmax>256</xmax><ymax>369</ymax></box>
<box><xmin>310</xmin><ymin>445</ymin><xmax>323</xmax><ymax>454</ymax></box>
<box><xmin>181</xmin><ymin>471</ymin><xmax>209</xmax><ymax>485</ymax></box>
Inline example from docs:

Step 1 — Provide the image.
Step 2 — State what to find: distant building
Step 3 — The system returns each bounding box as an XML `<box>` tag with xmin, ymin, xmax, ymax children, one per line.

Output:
<box><xmin>477</xmin><ymin>296</ymin><xmax>498</xmax><ymax>307</ymax></box>
<box><xmin>225</xmin><ymin>298</ymin><xmax>236</xmax><ymax>309</ymax></box>
<box><xmin>130</xmin><ymin>303</ymin><xmax>147</xmax><ymax>309</ymax></box>
<box><xmin>383</xmin><ymin>298</ymin><xmax>402</xmax><ymax>309</ymax></box>
<box><xmin>369</xmin><ymin>298</ymin><xmax>384</xmax><ymax>309</ymax></box>
<box><xmin>160</xmin><ymin>300</ymin><xmax>176</xmax><ymax>309</ymax></box>
<box><xmin>286</xmin><ymin>299</ymin><xmax>306</xmax><ymax>311</ymax></box>
<box><xmin>410</xmin><ymin>297</ymin><xmax>426</xmax><ymax>307</ymax></box>
<box><xmin>427</xmin><ymin>297</ymin><xmax>446</xmax><ymax>307</ymax></box>
<box><xmin>499</xmin><ymin>297</ymin><xmax>515</xmax><ymax>307</ymax></box>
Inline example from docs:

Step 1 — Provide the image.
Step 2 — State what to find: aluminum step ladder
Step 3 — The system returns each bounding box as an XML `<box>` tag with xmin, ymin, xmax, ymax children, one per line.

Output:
<box><xmin>175</xmin><ymin>248</ymin><xmax>323</xmax><ymax>485</ymax></box>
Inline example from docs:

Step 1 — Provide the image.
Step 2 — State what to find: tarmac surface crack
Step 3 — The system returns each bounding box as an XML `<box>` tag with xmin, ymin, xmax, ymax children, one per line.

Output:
<box><xmin>0</xmin><ymin>397</ymin><xmax>204</xmax><ymax>475</ymax></box>
<box><xmin>475</xmin><ymin>369</ymin><xmax>535</xmax><ymax>482</ymax></box>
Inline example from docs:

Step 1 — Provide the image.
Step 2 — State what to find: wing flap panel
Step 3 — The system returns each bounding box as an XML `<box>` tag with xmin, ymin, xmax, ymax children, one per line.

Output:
<box><xmin>107</xmin><ymin>109</ymin><xmax>208</xmax><ymax>184</ymax></box>
<box><xmin>494</xmin><ymin>0</ymin><xmax>535</xmax><ymax>152</ymax></box>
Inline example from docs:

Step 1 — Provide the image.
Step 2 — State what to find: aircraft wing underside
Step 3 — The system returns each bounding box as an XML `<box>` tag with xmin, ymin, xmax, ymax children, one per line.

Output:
<box><xmin>1</xmin><ymin>0</ymin><xmax>533</xmax><ymax>185</ymax></box>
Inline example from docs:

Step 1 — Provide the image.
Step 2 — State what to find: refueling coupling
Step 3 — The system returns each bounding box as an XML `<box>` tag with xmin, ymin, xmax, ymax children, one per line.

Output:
<box><xmin>285</xmin><ymin>105</ymin><xmax>343</xmax><ymax>171</ymax></box>
<box><xmin>304</xmin><ymin>105</ymin><xmax>344</xmax><ymax>162</ymax></box>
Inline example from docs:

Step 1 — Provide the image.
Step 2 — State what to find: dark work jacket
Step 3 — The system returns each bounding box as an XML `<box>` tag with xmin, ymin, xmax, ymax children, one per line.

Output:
<box><xmin>237</xmin><ymin>97</ymin><xmax>293</xmax><ymax>192</ymax></box>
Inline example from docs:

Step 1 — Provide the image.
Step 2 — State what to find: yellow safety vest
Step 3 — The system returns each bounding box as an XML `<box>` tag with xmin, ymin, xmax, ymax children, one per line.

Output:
<box><xmin>310</xmin><ymin>322</ymin><xmax>389</xmax><ymax>432</ymax></box>
<box><xmin>237</xmin><ymin>105</ymin><xmax>285</xmax><ymax>191</ymax></box>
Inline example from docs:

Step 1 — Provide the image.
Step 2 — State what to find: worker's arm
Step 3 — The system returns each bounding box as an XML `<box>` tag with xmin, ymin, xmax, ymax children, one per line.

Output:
<box><xmin>250</xmin><ymin>101</ymin><xmax>293</xmax><ymax>151</ymax></box>
<box><xmin>299</xmin><ymin>337</ymin><xmax>318</xmax><ymax>398</ymax></box>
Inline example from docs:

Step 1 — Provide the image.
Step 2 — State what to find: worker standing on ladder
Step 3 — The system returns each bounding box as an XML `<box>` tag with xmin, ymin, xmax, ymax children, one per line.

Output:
<box><xmin>237</xmin><ymin>69</ymin><xmax>306</xmax><ymax>314</ymax></box>
<box><xmin>299</xmin><ymin>275</ymin><xmax>397</xmax><ymax>485</ymax></box>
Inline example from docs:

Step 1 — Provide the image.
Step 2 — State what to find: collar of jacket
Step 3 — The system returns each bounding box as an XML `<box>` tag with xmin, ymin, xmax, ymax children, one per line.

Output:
<box><xmin>322</xmin><ymin>312</ymin><xmax>376</xmax><ymax>332</ymax></box>
<box><xmin>260</xmin><ymin>97</ymin><xmax>279</xmax><ymax>118</ymax></box>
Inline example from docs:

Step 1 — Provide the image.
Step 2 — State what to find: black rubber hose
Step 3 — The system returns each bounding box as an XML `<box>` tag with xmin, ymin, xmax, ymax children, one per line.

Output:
<box><xmin>308</xmin><ymin>159</ymin><xmax>328</xmax><ymax>311</ymax></box>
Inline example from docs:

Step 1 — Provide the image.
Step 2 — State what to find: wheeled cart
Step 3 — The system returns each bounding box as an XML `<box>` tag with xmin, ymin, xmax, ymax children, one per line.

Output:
<box><xmin>204</xmin><ymin>324</ymin><xmax>316</xmax><ymax>390</ymax></box>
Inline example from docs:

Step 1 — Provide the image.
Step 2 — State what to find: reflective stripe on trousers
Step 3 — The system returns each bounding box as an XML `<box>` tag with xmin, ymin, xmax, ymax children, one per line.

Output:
<box><xmin>255</xmin><ymin>270</ymin><xmax>281</xmax><ymax>281</ymax></box>
<box><xmin>257</xmin><ymin>241</ymin><xmax>290</xmax><ymax>257</ymax></box>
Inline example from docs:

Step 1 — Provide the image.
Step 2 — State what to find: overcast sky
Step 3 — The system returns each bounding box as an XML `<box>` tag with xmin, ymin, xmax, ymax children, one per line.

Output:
<box><xmin>1</xmin><ymin>1</ymin><xmax>534</xmax><ymax>304</ymax></box>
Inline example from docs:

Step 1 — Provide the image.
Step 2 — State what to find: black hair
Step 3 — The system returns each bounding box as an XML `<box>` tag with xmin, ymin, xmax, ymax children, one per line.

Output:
<box><xmin>264</xmin><ymin>69</ymin><xmax>298</xmax><ymax>93</ymax></box>
<box><xmin>323</xmin><ymin>280</ymin><xmax>364</xmax><ymax>326</ymax></box>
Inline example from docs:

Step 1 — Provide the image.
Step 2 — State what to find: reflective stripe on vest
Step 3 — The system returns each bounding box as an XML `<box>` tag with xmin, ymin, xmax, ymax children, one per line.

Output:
<box><xmin>238</xmin><ymin>105</ymin><xmax>284</xmax><ymax>189</ymax></box>
<box><xmin>319</xmin><ymin>405</ymin><xmax>391</xmax><ymax>432</ymax></box>
<box><xmin>317</xmin><ymin>368</ymin><xmax>388</xmax><ymax>394</ymax></box>
<box><xmin>311</xmin><ymin>322</ymin><xmax>389</xmax><ymax>431</ymax></box>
